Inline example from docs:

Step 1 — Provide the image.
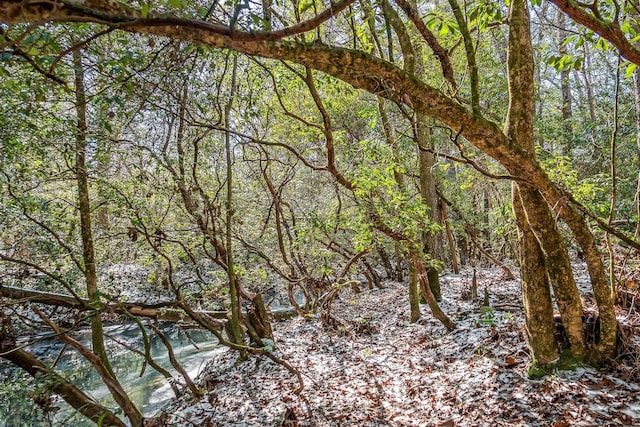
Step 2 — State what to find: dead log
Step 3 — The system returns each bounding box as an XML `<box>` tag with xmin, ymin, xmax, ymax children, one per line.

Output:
<box><xmin>0</xmin><ymin>285</ymin><xmax>297</xmax><ymax>323</ymax></box>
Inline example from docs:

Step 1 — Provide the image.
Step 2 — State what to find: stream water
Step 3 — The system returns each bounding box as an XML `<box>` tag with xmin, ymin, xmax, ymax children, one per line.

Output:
<box><xmin>0</xmin><ymin>322</ymin><xmax>222</xmax><ymax>426</ymax></box>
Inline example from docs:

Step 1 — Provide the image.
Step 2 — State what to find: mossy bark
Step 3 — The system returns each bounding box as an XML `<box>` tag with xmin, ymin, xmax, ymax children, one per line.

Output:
<box><xmin>513</xmin><ymin>186</ymin><xmax>560</xmax><ymax>366</ymax></box>
<box><xmin>506</xmin><ymin>0</ymin><xmax>589</xmax><ymax>362</ymax></box>
<box><xmin>408</xmin><ymin>260</ymin><xmax>421</xmax><ymax>323</ymax></box>
<box><xmin>506</xmin><ymin>0</ymin><xmax>581</xmax><ymax>367</ymax></box>
<box><xmin>417</xmin><ymin>114</ymin><xmax>443</xmax><ymax>302</ymax></box>
<box><xmin>516</xmin><ymin>185</ymin><xmax>586</xmax><ymax>359</ymax></box>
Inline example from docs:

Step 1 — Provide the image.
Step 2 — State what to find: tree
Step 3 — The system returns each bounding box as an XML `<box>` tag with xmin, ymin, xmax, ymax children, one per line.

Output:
<box><xmin>1</xmin><ymin>0</ymin><xmax>638</xmax><ymax>388</ymax></box>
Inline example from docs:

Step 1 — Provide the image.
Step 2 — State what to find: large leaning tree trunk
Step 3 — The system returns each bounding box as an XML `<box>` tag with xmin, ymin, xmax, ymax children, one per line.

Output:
<box><xmin>506</xmin><ymin>0</ymin><xmax>601</xmax><ymax>366</ymax></box>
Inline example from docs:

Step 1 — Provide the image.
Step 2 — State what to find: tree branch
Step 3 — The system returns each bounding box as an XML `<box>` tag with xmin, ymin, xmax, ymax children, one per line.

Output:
<box><xmin>548</xmin><ymin>0</ymin><xmax>640</xmax><ymax>66</ymax></box>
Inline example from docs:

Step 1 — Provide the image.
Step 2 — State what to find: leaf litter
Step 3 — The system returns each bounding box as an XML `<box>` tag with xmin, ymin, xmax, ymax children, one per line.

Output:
<box><xmin>165</xmin><ymin>266</ymin><xmax>640</xmax><ymax>426</ymax></box>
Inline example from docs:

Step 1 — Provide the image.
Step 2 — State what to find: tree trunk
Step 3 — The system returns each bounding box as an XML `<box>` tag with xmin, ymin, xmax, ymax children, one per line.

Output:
<box><xmin>514</xmin><ymin>189</ymin><xmax>559</xmax><ymax>369</ymax></box>
<box><xmin>245</xmin><ymin>293</ymin><xmax>274</xmax><ymax>341</ymax></box>
<box><xmin>507</xmin><ymin>0</ymin><xmax>587</xmax><ymax>365</ymax></box>
<box><xmin>414</xmin><ymin>256</ymin><xmax>455</xmax><ymax>331</ymax></box>
<box><xmin>408</xmin><ymin>259</ymin><xmax>420</xmax><ymax>323</ymax></box>
<box><xmin>73</xmin><ymin>50</ymin><xmax>142</xmax><ymax>426</ymax></box>
<box><xmin>517</xmin><ymin>185</ymin><xmax>586</xmax><ymax>359</ymax></box>
<box><xmin>634</xmin><ymin>67</ymin><xmax>640</xmax><ymax>238</ymax></box>
<box><xmin>581</xmin><ymin>43</ymin><xmax>597</xmax><ymax>123</ymax></box>
<box><xmin>441</xmin><ymin>202</ymin><xmax>459</xmax><ymax>274</ymax></box>
<box><xmin>224</xmin><ymin>55</ymin><xmax>244</xmax><ymax>347</ymax></box>
<box><xmin>416</xmin><ymin>113</ymin><xmax>443</xmax><ymax>301</ymax></box>
<box><xmin>377</xmin><ymin>245</ymin><xmax>395</xmax><ymax>280</ymax></box>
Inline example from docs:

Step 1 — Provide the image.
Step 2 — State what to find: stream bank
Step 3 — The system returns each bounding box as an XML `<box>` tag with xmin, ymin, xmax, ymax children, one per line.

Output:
<box><xmin>0</xmin><ymin>322</ymin><xmax>221</xmax><ymax>426</ymax></box>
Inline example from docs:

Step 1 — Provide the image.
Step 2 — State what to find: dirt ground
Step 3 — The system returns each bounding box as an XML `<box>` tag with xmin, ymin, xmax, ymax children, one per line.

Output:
<box><xmin>166</xmin><ymin>265</ymin><xmax>640</xmax><ymax>426</ymax></box>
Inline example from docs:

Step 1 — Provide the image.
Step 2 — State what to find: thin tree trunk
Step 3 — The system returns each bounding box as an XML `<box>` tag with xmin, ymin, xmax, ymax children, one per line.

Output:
<box><xmin>557</xmin><ymin>10</ymin><xmax>573</xmax><ymax>151</ymax></box>
<box><xmin>606</xmin><ymin>58</ymin><xmax>621</xmax><ymax>300</ymax></box>
<box><xmin>633</xmin><ymin>66</ymin><xmax>640</xmax><ymax>238</ymax></box>
<box><xmin>224</xmin><ymin>54</ymin><xmax>244</xmax><ymax>347</ymax></box>
<box><xmin>377</xmin><ymin>245</ymin><xmax>395</xmax><ymax>280</ymax></box>
<box><xmin>416</xmin><ymin>113</ymin><xmax>443</xmax><ymax>301</ymax></box>
<box><xmin>441</xmin><ymin>202</ymin><xmax>459</xmax><ymax>273</ymax></box>
<box><xmin>385</xmin><ymin>0</ymin><xmax>444</xmax><ymax>301</ymax></box>
<box><xmin>73</xmin><ymin>50</ymin><xmax>142</xmax><ymax>425</ymax></box>
<box><xmin>408</xmin><ymin>258</ymin><xmax>420</xmax><ymax>322</ymax></box>
<box><xmin>414</xmin><ymin>255</ymin><xmax>454</xmax><ymax>331</ymax></box>
<box><xmin>582</xmin><ymin>43</ymin><xmax>597</xmax><ymax>123</ymax></box>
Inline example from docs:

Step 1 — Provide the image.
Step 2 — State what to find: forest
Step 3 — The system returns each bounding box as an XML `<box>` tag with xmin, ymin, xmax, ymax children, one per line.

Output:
<box><xmin>1</xmin><ymin>0</ymin><xmax>640</xmax><ymax>425</ymax></box>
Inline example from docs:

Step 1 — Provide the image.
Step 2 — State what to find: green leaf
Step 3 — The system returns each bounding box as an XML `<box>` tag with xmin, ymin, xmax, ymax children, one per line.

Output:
<box><xmin>625</xmin><ymin>63</ymin><xmax>637</xmax><ymax>79</ymax></box>
<box><xmin>141</xmin><ymin>3</ymin><xmax>149</xmax><ymax>17</ymax></box>
<box><xmin>298</xmin><ymin>0</ymin><xmax>314</xmax><ymax>15</ymax></box>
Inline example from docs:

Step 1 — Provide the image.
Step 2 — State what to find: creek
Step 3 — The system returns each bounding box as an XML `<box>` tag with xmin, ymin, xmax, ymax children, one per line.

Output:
<box><xmin>0</xmin><ymin>322</ymin><xmax>222</xmax><ymax>426</ymax></box>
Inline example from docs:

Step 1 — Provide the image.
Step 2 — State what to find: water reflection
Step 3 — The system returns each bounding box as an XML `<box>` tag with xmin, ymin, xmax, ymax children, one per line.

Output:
<box><xmin>0</xmin><ymin>322</ymin><xmax>221</xmax><ymax>426</ymax></box>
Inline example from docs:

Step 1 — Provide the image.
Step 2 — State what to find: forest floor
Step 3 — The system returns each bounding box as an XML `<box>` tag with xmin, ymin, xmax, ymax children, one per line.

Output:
<box><xmin>166</xmin><ymin>265</ymin><xmax>640</xmax><ymax>426</ymax></box>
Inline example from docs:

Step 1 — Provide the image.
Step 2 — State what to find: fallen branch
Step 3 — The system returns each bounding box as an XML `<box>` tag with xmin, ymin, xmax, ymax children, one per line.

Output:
<box><xmin>0</xmin><ymin>285</ymin><xmax>297</xmax><ymax>323</ymax></box>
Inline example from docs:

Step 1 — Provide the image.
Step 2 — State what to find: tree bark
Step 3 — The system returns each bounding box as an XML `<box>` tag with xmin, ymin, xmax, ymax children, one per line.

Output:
<box><xmin>416</xmin><ymin>114</ymin><xmax>443</xmax><ymax>301</ymax></box>
<box><xmin>223</xmin><ymin>55</ymin><xmax>245</xmax><ymax>347</ymax></box>
<box><xmin>507</xmin><ymin>0</ymin><xmax>587</xmax><ymax>363</ymax></box>
<box><xmin>512</xmin><ymin>186</ymin><xmax>559</xmax><ymax>367</ymax></box>
<box><xmin>516</xmin><ymin>185</ymin><xmax>586</xmax><ymax>359</ymax></box>
<box><xmin>414</xmin><ymin>256</ymin><xmax>455</xmax><ymax>331</ymax></box>
<box><xmin>408</xmin><ymin>259</ymin><xmax>420</xmax><ymax>323</ymax></box>
<box><xmin>634</xmin><ymin>67</ymin><xmax>640</xmax><ymax>238</ymax></box>
<box><xmin>441</xmin><ymin>202</ymin><xmax>459</xmax><ymax>274</ymax></box>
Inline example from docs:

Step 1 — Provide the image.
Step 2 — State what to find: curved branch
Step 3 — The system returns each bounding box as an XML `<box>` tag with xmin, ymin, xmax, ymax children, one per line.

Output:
<box><xmin>447</xmin><ymin>0</ymin><xmax>479</xmax><ymax>112</ymax></box>
<box><xmin>548</xmin><ymin>0</ymin><xmax>640</xmax><ymax>66</ymax></box>
<box><xmin>302</xmin><ymin>67</ymin><xmax>354</xmax><ymax>189</ymax></box>
<box><xmin>47</xmin><ymin>28</ymin><xmax>113</xmax><ymax>74</ymax></box>
<box><xmin>417</xmin><ymin>144</ymin><xmax>526</xmax><ymax>182</ymax></box>
<box><xmin>393</xmin><ymin>0</ymin><xmax>457</xmax><ymax>89</ymax></box>
<box><xmin>563</xmin><ymin>191</ymin><xmax>640</xmax><ymax>252</ymax></box>
<box><xmin>4</xmin><ymin>0</ymin><xmax>357</xmax><ymax>42</ymax></box>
